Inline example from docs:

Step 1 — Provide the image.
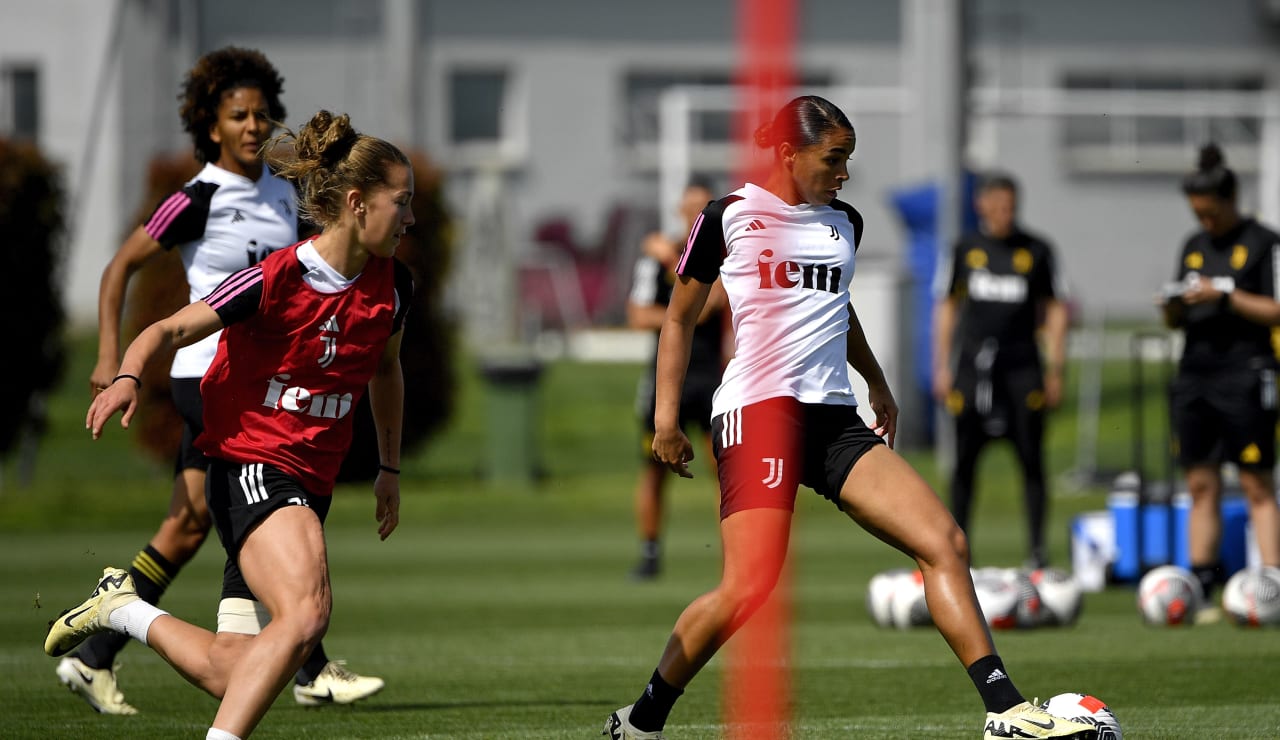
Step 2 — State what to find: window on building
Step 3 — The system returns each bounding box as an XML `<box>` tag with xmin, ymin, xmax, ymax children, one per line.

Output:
<box><xmin>1060</xmin><ymin>72</ymin><xmax>1263</xmax><ymax>173</ymax></box>
<box><xmin>449</xmin><ymin>68</ymin><xmax>507</xmax><ymax>144</ymax></box>
<box><xmin>1</xmin><ymin>65</ymin><xmax>39</xmax><ymax>141</ymax></box>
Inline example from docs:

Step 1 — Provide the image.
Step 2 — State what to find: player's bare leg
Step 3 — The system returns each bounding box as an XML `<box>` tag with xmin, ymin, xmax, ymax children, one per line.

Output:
<box><xmin>837</xmin><ymin>445</ymin><xmax>994</xmax><ymax>665</ymax></box>
<box><xmin>1238</xmin><ymin>468</ymin><xmax>1280</xmax><ymax>566</ymax></box>
<box><xmin>150</xmin><ymin>468</ymin><xmax>211</xmax><ymax>562</ymax></box>
<box><xmin>655</xmin><ymin>507</ymin><xmax>792</xmax><ymax>687</ymax></box>
<box><xmin>211</xmin><ymin>506</ymin><xmax>330</xmax><ymax>737</ymax></box>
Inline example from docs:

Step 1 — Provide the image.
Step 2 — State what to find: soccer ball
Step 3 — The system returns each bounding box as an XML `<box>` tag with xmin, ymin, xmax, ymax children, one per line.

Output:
<box><xmin>1039</xmin><ymin>692</ymin><xmax>1122</xmax><ymax>740</ymax></box>
<box><xmin>887</xmin><ymin>569</ymin><xmax>932</xmax><ymax>629</ymax></box>
<box><xmin>971</xmin><ymin>567</ymin><xmax>1019</xmax><ymax>630</ymax></box>
<box><xmin>1221</xmin><ymin>567</ymin><xmax>1280</xmax><ymax>627</ymax></box>
<box><xmin>1136</xmin><ymin>565</ymin><xmax>1202</xmax><ymax>626</ymax></box>
<box><xmin>1009</xmin><ymin>569</ymin><xmax>1051</xmax><ymax>628</ymax></box>
<box><xmin>1028</xmin><ymin>567</ymin><xmax>1083</xmax><ymax>626</ymax></box>
<box><xmin>866</xmin><ymin>568</ymin><xmax>914</xmax><ymax>628</ymax></box>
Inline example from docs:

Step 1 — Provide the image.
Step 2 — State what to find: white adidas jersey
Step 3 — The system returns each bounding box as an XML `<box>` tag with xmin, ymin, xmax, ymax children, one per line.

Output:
<box><xmin>142</xmin><ymin>162</ymin><xmax>298</xmax><ymax>378</ymax></box>
<box><xmin>677</xmin><ymin>183</ymin><xmax>865</xmax><ymax>417</ymax></box>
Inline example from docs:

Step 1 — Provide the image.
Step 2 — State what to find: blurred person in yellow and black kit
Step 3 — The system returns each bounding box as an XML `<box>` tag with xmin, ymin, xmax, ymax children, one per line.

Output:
<box><xmin>1162</xmin><ymin>143</ymin><xmax>1280</xmax><ymax>603</ymax></box>
<box><xmin>932</xmin><ymin>172</ymin><xmax>1069</xmax><ymax>570</ymax></box>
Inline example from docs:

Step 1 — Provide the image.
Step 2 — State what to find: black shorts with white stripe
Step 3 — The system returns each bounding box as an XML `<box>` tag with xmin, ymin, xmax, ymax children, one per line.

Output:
<box><xmin>206</xmin><ymin>458</ymin><xmax>331</xmax><ymax>598</ymax></box>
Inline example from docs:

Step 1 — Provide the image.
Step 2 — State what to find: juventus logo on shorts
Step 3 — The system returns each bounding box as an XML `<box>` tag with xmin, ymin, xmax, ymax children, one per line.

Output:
<box><xmin>761</xmin><ymin>457</ymin><xmax>784</xmax><ymax>489</ymax></box>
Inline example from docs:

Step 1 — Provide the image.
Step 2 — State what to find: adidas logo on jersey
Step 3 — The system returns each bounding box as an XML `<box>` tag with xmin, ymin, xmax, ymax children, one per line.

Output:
<box><xmin>756</xmin><ymin>248</ymin><xmax>842</xmax><ymax>293</ymax></box>
<box><xmin>746</xmin><ymin>219</ymin><xmax>767</xmax><ymax>231</ymax></box>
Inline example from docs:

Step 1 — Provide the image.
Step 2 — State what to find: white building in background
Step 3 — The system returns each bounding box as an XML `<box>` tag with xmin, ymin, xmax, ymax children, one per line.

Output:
<box><xmin>3</xmin><ymin>0</ymin><xmax>1280</xmax><ymax>335</ymax></box>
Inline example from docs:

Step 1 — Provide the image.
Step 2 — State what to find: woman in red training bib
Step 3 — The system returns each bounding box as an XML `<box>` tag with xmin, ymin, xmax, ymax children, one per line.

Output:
<box><xmin>48</xmin><ymin>109</ymin><xmax>415</xmax><ymax>740</ymax></box>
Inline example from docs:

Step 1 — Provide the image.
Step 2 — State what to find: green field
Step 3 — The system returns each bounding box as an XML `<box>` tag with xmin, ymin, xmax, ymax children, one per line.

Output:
<box><xmin>2</xmin><ymin>333</ymin><xmax>1277</xmax><ymax>738</ymax></box>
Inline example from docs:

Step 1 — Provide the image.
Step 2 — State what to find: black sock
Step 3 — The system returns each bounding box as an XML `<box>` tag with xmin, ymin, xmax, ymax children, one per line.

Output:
<box><xmin>641</xmin><ymin>539</ymin><xmax>660</xmax><ymax>561</ymax></box>
<box><xmin>296</xmin><ymin>642</ymin><xmax>330</xmax><ymax>685</ymax></box>
<box><xmin>627</xmin><ymin>669</ymin><xmax>683</xmax><ymax>732</ymax></box>
<box><xmin>76</xmin><ymin>546</ymin><xmax>180</xmax><ymax>670</ymax></box>
<box><xmin>1192</xmin><ymin>562</ymin><xmax>1221</xmax><ymax>601</ymax></box>
<box><xmin>966</xmin><ymin>655</ymin><xmax>1025</xmax><ymax>714</ymax></box>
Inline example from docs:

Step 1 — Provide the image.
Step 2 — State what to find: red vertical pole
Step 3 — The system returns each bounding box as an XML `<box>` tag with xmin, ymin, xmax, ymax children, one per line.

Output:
<box><xmin>723</xmin><ymin>1</ymin><xmax>795</xmax><ymax>738</ymax></box>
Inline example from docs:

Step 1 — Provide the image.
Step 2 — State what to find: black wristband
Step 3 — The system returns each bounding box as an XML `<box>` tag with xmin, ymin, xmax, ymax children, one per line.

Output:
<box><xmin>112</xmin><ymin>374</ymin><xmax>142</xmax><ymax>390</ymax></box>
<box><xmin>1219</xmin><ymin>289</ymin><xmax>1233</xmax><ymax>311</ymax></box>
<box><xmin>379</xmin><ymin>464</ymin><xmax>401</xmax><ymax>475</ymax></box>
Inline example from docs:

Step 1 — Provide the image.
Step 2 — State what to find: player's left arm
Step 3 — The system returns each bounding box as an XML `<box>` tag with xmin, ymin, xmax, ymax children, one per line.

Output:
<box><xmin>847</xmin><ymin>303</ymin><xmax>897</xmax><ymax>448</ymax></box>
<box><xmin>1212</xmin><ymin>243</ymin><xmax>1280</xmax><ymax>326</ymax></box>
<box><xmin>1039</xmin><ymin>298</ymin><xmax>1069</xmax><ymax>409</ymax></box>
<box><xmin>87</xmin><ymin>301</ymin><xmax>223</xmax><ymax>439</ymax></box>
<box><xmin>368</xmin><ymin>329</ymin><xmax>404</xmax><ymax>541</ymax></box>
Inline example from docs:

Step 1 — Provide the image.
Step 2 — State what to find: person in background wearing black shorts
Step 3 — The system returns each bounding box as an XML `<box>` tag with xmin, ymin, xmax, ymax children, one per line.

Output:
<box><xmin>627</xmin><ymin>180</ymin><xmax>727</xmax><ymax>579</ymax></box>
<box><xmin>932</xmin><ymin>172</ymin><xmax>1069</xmax><ymax>570</ymax></box>
<box><xmin>1162</xmin><ymin>143</ymin><xmax>1280</xmax><ymax>605</ymax></box>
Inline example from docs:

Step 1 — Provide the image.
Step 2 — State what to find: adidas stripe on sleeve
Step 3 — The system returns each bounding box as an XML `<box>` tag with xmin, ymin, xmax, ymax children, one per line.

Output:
<box><xmin>676</xmin><ymin>196</ymin><xmax>740</xmax><ymax>284</ymax></box>
<box><xmin>143</xmin><ymin>181</ymin><xmax>220</xmax><ymax>248</ymax></box>
<box><xmin>203</xmin><ymin>265</ymin><xmax>264</xmax><ymax>327</ymax></box>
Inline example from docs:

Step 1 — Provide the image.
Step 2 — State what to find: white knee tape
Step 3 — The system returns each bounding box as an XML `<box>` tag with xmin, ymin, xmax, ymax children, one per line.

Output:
<box><xmin>216</xmin><ymin>597</ymin><xmax>270</xmax><ymax>635</ymax></box>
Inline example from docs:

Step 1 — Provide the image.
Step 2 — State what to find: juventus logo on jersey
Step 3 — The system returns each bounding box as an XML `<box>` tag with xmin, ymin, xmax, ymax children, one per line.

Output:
<box><xmin>761</xmin><ymin>457</ymin><xmax>784</xmax><ymax>489</ymax></box>
<box><xmin>828</xmin><ymin>224</ymin><xmax>840</xmax><ymax>240</ymax></box>
<box><xmin>318</xmin><ymin>315</ymin><xmax>340</xmax><ymax>368</ymax></box>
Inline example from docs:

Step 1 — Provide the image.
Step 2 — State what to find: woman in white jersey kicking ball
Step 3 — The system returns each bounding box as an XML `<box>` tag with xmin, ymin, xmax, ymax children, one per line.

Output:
<box><xmin>603</xmin><ymin>95</ymin><xmax>1097</xmax><ymax>740</ymax></box>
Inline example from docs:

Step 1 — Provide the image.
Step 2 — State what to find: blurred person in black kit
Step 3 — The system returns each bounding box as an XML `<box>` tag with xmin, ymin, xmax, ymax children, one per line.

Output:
<box><xmin>626</xmin><ymin>180</ymin><xmax>728</xmax><ymax>579</ymax></box>
<box><xmin>1162</xmin><ymin>143</ymin><xmax>1280</xmax><ymax>602</ymax></box>
<box><xmin>932</xmin><ymin>172</ymin><xmax>1069</xmax><ymax>570</ymax></box>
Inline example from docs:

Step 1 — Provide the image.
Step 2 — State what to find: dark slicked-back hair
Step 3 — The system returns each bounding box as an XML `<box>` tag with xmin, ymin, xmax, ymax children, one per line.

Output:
<box><xmin>753</xmin><ymin>95</ymin><xmax>855</xmax><ymax>152</ymax></box>
<box><xmin>1181</xmin><ymin>143</ymin><xmax>1237</xmax><ymax>201</ymax></box>
<box><xmin>178</xmin><ymin>46</ymin><xmax>286</xmax><ymax>164</ymax></box>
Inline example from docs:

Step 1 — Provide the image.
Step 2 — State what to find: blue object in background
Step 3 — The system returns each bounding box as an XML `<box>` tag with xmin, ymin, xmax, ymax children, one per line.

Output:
<box><xmin>1109</xmin><ymin>490</ymin><xmax>1140</xmax><ymax>582</ymax></box>
<box><xmin>888</xmin><ymin>174</ymin><xmax>978</xmax><ymax>443</ymax></box>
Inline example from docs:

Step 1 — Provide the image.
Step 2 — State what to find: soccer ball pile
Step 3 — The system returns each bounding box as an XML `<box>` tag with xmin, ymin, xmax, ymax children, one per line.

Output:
<box><xmin>865</xmin><ymin>566</ymin><xmax>1083</xmax><ymax>630</ymax></box>
<box><xmin>1039</xmin><ymin>693</ymin><xmax>1122</xmax><ymax>740</ymax></box>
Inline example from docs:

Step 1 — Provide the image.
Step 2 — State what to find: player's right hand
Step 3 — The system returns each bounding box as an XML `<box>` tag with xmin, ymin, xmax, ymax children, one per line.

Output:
<box><xmin>85</xmin><ymin>380</ymin><xmax>138</xmax><ymax>440</ymax></box>
<box><xmin>652</xmin><ymin>426</ymin><xmax>695</xmax><ymax>478</ymax></box>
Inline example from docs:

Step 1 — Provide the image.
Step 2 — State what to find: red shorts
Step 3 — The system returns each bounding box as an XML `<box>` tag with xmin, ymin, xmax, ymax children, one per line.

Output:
<box><xmin>711</xmin><ymin>397</ymin><xmax>884</xmax><ymax>519</ymax></box>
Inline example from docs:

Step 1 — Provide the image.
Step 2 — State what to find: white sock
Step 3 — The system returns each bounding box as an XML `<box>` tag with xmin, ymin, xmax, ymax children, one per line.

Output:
<box><xmin>106</xmin><ymin>600</ymin><xmax>168</xmax><ymax>646</ymax></box>
<box><xmin>206</xmin><ymin>728</ymin><xmax>241</xmax><ymax>740</ymax></box>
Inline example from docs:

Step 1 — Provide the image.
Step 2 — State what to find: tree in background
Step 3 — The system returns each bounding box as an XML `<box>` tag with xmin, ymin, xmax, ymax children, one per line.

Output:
<box><xmin>0</xmin><ymin>137</ymin><xmax>67</xmax><ymax>483</ymax></box>
<box><xmin>123</xmin><ymin>150</ymin><xmax>455</xmax><ymax>475</ymax></box>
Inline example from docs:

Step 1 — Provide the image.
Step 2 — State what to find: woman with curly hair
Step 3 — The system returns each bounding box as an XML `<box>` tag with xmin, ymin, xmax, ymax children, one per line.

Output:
<box><xmin>56</xmin><ymin>47</ymin><xmax>383</xmax><ymax>716</ymax></box>
<box><xmin>46</xmin><ymin>109</ymin><xmax>415</xmax><ymax>740</ymax></box>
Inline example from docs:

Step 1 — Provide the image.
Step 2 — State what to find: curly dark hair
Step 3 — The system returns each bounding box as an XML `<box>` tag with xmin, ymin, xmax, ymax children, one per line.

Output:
<box><xmin>178</xmin><ymin>47</ymin><xmax>286</xmax><ymax>164</ymax></box>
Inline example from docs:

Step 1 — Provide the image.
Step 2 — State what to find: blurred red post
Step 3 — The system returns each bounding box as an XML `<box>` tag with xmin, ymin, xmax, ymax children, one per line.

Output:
<box><xmin>723</xmin><ymin>0</ymin><xmax>795</xmax><ymax>738</ymax></box>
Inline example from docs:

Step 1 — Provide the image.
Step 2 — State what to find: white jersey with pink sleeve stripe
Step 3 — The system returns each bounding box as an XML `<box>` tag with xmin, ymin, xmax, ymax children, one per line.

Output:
<box><xmin>141</xmin><ymin>162</ymin><xmax>297</xmax><ymax>378</ymax></box>
<box><xmin>676</xmin><ymin>183</ymin><xmax>866</xmax><ymax>417</ymax></box>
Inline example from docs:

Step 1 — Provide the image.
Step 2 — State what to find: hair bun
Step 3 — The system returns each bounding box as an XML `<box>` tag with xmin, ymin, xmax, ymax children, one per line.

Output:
<box><xmin>753</xmin><ymin>122</ymin><xmax>773</xmax><ymax>149</ymax></box>
<box><xmin>295</xmin><ymin>110</ymin><xmax>358</xmax><ymax>165</ymax></box>
<box><xmin>1197</xmin><ymin>143</ymin><xmax>1224</xmax><ymax>172</ymax></box>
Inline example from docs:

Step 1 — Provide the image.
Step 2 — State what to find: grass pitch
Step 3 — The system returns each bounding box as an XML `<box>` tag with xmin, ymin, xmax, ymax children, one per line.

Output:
<box><xmin>2</xmin><ymin>334</ymin><xmax>1278</xmax><ymax>738</ymax></box>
